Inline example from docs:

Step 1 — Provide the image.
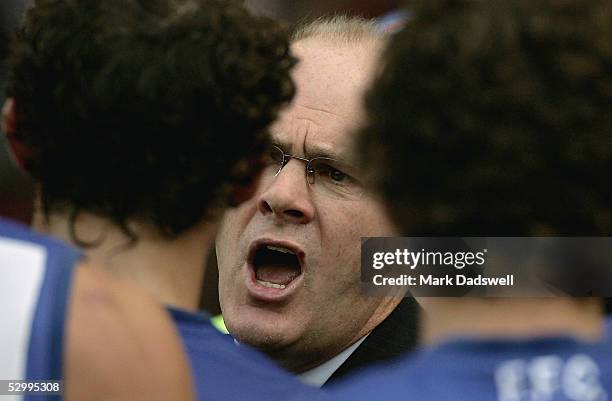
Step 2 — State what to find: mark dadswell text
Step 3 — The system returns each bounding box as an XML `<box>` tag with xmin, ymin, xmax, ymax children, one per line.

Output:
<box><xmin>373</xmin><ymin>274</ymin><xmax>514</xmax><ymax>287</ymax></box>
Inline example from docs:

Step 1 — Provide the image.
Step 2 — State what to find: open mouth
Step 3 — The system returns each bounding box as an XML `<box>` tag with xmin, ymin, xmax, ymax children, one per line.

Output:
<box><xmin>249</xmin><ymin>243</ymin><xmax>303</xmax><ymax>290</ymax></box>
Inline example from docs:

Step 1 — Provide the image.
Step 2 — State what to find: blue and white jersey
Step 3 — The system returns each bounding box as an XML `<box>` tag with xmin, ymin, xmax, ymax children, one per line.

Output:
<box><xmin>169</xmin><ymin>307</ymin><xmax>320</xmax><ymax>401</ymax></box>
<box><xmin>325</xmin><ymin>337</ymin><xmax>612</xmax><ymax>401</ymax></box>
<box><xmin>0</xmin><ymin>218</ymin><xmax>79</xmax><ymax>401</ymax></box>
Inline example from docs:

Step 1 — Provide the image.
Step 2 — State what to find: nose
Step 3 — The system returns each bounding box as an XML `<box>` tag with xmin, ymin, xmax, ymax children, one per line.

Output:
<box><xmin>257</xmin><ymin>159</ymin><xmax>315</xmax><ymax>224</ymax></box>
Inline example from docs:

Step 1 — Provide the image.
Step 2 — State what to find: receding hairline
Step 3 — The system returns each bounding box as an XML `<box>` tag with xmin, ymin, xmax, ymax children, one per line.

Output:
<box><xmin>291</xmin><ymin>15</ymin><xmax>386</xmax><ymax>45</ymax></box>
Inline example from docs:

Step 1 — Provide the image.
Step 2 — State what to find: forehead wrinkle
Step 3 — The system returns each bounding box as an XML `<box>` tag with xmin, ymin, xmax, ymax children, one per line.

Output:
<box><xmin>270</xmin><ymin>118</ymin><xmax>346</xmax><ymax>161</ymax></box>
<box><xmin>292</xmin><ymin>117</ymin><xmax>349</xmax><ymax>161</ymax></box>
<box><xmin>295</xmin><ymin>102</ymin><xmax>347</xmax><ymax>120</ymax></box>
<box><xmin>302</xmin><ymin>124</ymin><xmax>347</xmax><ymax>161</ymax></box>
<box><xmin>294</xmin><ymin>116</ymin><xmax>322</xmax><ymax>130</ymax></box>
<box><xmin>270</xmin><ymin>115</ymin><xmax>313</xmax><ymax>150</ymax></box>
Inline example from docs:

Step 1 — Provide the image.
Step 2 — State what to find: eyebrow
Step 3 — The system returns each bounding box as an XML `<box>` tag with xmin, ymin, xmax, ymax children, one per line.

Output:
<box><xmin>270</xmin><ymin>134</ymin><xmax>351</xmax><ymax>163</ymax></box>
<box><xmin>306</xmin><ymin>143</ymin><xmax>346</xmax><ymax>161</ymax></box>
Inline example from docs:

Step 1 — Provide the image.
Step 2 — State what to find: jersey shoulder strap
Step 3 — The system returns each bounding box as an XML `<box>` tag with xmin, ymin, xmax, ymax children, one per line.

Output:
<box><xmin>0</xmin><ymin>218</ymin><xmax>80</xmax><ymax>390</ymax></box>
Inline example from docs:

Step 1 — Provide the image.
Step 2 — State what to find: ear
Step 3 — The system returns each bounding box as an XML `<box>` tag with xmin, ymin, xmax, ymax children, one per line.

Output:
<box><xmin>2</xmin><ymin>98</ymin><xmax>32</xmax><ymax>173</ymax></box>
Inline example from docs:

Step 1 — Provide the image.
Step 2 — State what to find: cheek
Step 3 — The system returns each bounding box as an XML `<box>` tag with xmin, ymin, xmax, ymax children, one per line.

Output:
<box><xmin>319</xmin><ymin>200</ymin><xmax>396</xmax><ymax>243</ymax></box>
<box><xmin>216</xmin><ymin>202</ymin><xmax>256</xmax><ymax>284</ymax></box>
<box><xmin>357</xmin><ymin>200</ymin><xmax>397</xmax><ymax>236</ymax></box>
<box><xmin>316</xmin><ymin>201</ymin><xmax>396</xmax><ymax>281</ymax></box>
<box><xmin>317</xmin><ymin>206</ymin><xmax>356</xmax><ymax>263</ymax></box>
<box><xmin>218</xmin><ymin>200</ymin><xmax>255</xmax><ymax>244</ymax></box>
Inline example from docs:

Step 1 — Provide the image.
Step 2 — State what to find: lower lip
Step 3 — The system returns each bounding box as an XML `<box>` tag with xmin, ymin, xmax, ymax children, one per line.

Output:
<box><xmin>244</xmin><ymin>263</ymin><xmax>304</xmax><ymax>302</ymax></box>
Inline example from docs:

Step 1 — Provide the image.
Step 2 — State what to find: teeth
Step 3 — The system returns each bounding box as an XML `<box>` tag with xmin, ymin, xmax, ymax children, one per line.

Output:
<box><xmin>266</xmin><ymin>245</ymin><xmax>295</xmax><ymax>255</ymax></box>
<box><xmin>257</xmin><ymin>279</ymin><xmax>287</xmax><ymax>289</ymax></box>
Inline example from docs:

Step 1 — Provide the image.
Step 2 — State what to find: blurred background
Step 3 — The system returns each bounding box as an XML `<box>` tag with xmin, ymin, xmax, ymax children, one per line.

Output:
<box><xmin>1</xmin><ymin>0</ymin><xmax>34</xmax><ymax>225</ymax></box>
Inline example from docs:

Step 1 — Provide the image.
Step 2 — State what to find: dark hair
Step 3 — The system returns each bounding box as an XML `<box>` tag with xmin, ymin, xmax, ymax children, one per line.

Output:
<box><xmin>0</xmin><ymin>32</ymin><xmax>6</xmax><ymax>60</ymax></box>
<box><xmin>6</xmin><ymin>0</ymin><xmax>295</xmax><ymax>240</ymax></box>
<box><xmin>360</xmin><ymin>0</ymin><xmax>612</xmax><ymax>236</ymax></box>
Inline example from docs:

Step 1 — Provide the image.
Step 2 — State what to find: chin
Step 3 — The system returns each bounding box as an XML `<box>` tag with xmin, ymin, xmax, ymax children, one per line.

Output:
<box><xmin>232</xmin><ymin>322</ymin><xmax>290</xmax><ymax>351</ymax></box>
<box><xmin>226</xmin><ymin>308</ymin><xmax>301</xmax><ymax>351</ymax></box>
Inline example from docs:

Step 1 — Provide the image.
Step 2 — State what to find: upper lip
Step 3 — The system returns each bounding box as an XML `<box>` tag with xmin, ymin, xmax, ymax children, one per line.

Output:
<box><xmin>247</xmin><ymin>237</ymin><xmax>306</xmax><ymax>269</ymax></box>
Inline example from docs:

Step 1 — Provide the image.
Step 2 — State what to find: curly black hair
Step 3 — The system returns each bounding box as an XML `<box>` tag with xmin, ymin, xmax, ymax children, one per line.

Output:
<box><xmin>360</xmin><ymin>0</ymin><xmax>612</xmax><ymax>236</ymax></box>
<box><xmin>6</xmin><ymin>0</ymin><xmax>295</xmax><ymax>240</ymax></box>
<box><xmin>0</xmin><ymin>33</ymin><xmax>6</xmax><ymax>60</ymax></box>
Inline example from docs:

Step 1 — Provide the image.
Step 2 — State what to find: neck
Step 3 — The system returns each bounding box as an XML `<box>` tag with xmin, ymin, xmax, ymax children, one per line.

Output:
<box><xmin>420</xmin><ymin>298</ymin><xmax>603</xmax><ymax>346</ymax></box>
<box><xmin>278</xmin><ymin>294</ymin><xmax>404</xmax><ymax>373</ymax></box>
<box><xmin>34</xmin><ymin>208</ymin><xmax>216</xmax><ymax>311</ymax></box>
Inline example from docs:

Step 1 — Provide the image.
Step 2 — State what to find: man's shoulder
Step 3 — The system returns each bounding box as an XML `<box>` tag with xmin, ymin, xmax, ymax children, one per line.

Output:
<box><xmin>169</xmin><ymin>308</ymin><xmax>319</xmax><ymax>401</ymax></box>
<box><xmin>0</xmin><ymin>218</ymin><xmax>193</xmax><ymax>401</ymax></box>
<box><xmin>0</xmin><ymin>218</ymin><xmax>79</xmax><ymax>255</ymax></box>
<box><xmin>605</xmin><ymin>315</ymin><xmax>612</xmax><ymax>336</ymax></box>
<box><xmin>326</xmin><ymin>336</ymin><xmax>612</xmax><ymax>401</ymax></box>
<box><xmin>325</xmin><ymin>348</ymin><xmax>424</xmax><ymax>401</ymax></box>
<box><xmin>65</xmin><ymin>267</ymin><xmax>194</xmax><ymax>401</ymax></box>
<box><xmin>169</xmin><ymin>307</ymin><xmax>272</xmax><ymax>367</ymax></box>
<box><xmin>327</xmin><ymin>297</ymin><xmax>420</xmax><ymax>384</ymax></box>
<box><xmin>0</xmin><ymin>218</ymin><xmax>79</xmax><ymax>383</ymax></box>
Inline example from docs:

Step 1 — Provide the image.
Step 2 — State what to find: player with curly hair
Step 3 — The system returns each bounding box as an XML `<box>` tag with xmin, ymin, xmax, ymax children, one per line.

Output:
<box><xmin>3</xmin><ymin>0</ymin><xmax>319</xmax><ymax>400</ymax></box>
<box><xmin>323</xmin><ymin>0</ymin><xmax>612</xmax><ymax>400</ymax></box>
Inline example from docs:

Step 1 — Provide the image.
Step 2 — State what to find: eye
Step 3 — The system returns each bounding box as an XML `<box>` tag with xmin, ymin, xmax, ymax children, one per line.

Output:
<box><xmin>262</xmin><ymin>145</ymin><xmax>285</xmax><ymax>175</ymax></box>
<box><xmin>262</xmin><ymin>145</ymin><xmax>284</xmax><ymax>165</ymax></box>
<box><xmin>328</xmin><ymin>167</ymin><xmax>349</xmax><ymax>183</ymax></box>
<box><xmin>309</xmin><ymin>158</ymin><xmax>364</xmax><ymax>198</ymax></box>
<box><xmin>313</xmin><ymin>161</ymin><xmax>355</xmax><ymax>186</ymax></box>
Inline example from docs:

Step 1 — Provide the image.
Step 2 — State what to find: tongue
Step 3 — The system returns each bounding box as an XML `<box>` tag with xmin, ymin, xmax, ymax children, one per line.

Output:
<box><xmin>256</xmin><ymin>265</ymin><xmax>300</xmax><ymax>285</ymax></box>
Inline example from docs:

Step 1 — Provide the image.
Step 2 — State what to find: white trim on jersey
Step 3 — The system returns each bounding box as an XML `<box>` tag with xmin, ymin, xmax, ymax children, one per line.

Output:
<box><xmin>0</xmin><ymin>237</ymin><xmax>47</xmax><ymax>401</ymax></box>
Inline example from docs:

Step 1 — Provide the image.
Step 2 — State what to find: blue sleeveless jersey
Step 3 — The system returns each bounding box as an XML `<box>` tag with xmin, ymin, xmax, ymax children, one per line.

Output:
<box><xmin>0</xmin><ymin>218</ymin><xmax>80</xmax><ymax>401</ymax></box>
<box><xmin>169</xmin><ymin>307</ymin><xmax>319</xmax><ymax>401</ymax></box>
<box><xmin>325</xmin><ymin>337</ymin><xmax>612</xmax><ymax>401</ymax></box>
